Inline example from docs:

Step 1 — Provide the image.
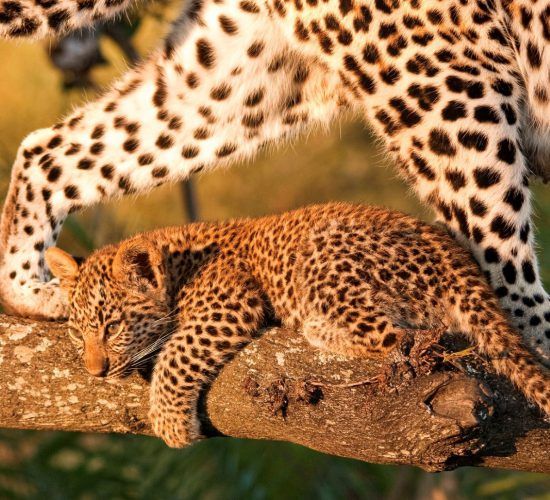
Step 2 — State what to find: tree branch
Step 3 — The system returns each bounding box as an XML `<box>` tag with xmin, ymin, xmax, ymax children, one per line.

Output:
<box><xmin>0</xmin><ymin>314</ymin><xmax>548</xmax><ymax>473</ymax></box>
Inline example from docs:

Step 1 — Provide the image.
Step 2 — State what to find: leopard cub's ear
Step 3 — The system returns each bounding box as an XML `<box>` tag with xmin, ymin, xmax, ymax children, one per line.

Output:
<box><xmin>112</xmin><ymin>237</ymin><xmax>164</xmax><ymax>293</ymax></box>
<box><xmin>45</xmin><ymin>247</ymin><xmax>80</xmax><ymax>285</ymax></box>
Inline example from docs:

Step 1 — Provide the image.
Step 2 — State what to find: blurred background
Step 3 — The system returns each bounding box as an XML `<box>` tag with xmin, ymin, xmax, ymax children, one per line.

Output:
<box><xmin>0</xmin><ymin>2</ymin><xmax>549</xmax><ymax>498</ymax></box>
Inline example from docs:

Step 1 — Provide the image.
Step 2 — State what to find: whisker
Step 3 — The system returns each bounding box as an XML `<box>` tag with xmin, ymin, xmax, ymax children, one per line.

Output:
<box><xmin>132</xmin><ymin>347</ymin><xmax>160</xmax><ymax>362</ymax></box>
<box><xmin>151</xmin><ymin>307</ymin><xmax>180</xmax><ymax>326</ymax></box>
<box><xmin>102</xmin><ymin>313</ymin><xmax>181</xmax><ymax>379</ymax></box>
<box><xmin>129</xmin><ymin>327</ymin><xmax>178</xmax><ymax>364</ymax></box>
<box><xmin>127</xmin><ymin>319</ymin><xmax>179</xmax><ymax>361</ymax></box>
<box><xmin>130</xmin><ymin>337</ymin><xmax>167</xmax><ymax>362</ymax></box>
<box><xmin>132</xmin><ymin>354</ymin><xmax>159</xmax><ymax>368</ymax></box>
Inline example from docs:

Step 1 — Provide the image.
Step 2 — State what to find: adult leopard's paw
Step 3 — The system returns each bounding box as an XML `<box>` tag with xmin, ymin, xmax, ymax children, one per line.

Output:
<box><xmin>525</xmin><ymin>332</ymin><xmax>550</xmax><ymax>369</ymax></box>
<box><xmin>0</xmin><ymin>277</ymin><xmax>69</xmax><ymax>320</ymax></box>
<box><xmin>149</xmin><ymin>407</ymin><xmax>202</xmax><ymax>448</ymax></box>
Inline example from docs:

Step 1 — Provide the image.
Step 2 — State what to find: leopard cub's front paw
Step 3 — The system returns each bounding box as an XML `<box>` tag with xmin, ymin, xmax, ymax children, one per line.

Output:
<box><xmin>149</xmin><ymin>407</ymin><xmax>202</xmax><ymax>448</ymax></box>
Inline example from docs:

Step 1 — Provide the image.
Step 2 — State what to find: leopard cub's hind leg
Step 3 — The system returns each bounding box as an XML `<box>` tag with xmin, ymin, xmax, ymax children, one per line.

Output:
<box><xmin>295</xmin><ymin>221</ymin><xmax>448</xmax><ymax>379</ymax></box>
<box><xmin>301</xmin><ymin>306</ymin><xmax>446</xmax><ymax>382</ymax></box>
<box><xmin>295</xmin><ymin>224</ymin><xmax>394</xmax><ymax>356</ymax></box>
<box><xmin>300</xmin><ymin>308</ymin><xmax>405</xmax><ymax>359</ymax></box>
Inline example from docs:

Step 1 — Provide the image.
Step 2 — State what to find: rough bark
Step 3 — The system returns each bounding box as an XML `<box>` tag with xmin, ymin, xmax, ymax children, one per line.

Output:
<box><xmin>0</xmin><ymin>314</ymin><xmax>548</xmax><ymax>473</ymax></box>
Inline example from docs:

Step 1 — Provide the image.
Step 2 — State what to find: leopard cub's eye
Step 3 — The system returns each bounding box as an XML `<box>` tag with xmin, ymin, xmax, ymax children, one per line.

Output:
<box><xmin>105</xmin><ymin>321</ymin><xmax>122</xmax><ymax>338</ymax></box>
<box><xmin>68</xmin><ymin>327</ymin><xmax>83</xmax><ymax>344</ymax></box>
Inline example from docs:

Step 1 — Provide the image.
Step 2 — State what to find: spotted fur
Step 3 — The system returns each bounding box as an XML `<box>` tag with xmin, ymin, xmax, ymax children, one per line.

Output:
<box><xmin>47</xmin><ymin>203</ymin><xmax>550</xmax><ymax>448</ymax></box>
<box><xmin>1</xmin><ymin>0</ymin><xmax>550</xmax><ymax>360</ymax></box>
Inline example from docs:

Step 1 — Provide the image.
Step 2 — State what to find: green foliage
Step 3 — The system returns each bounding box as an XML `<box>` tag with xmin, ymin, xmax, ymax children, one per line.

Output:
<box><xmin>0</xmin><ymin>431</ymin><xmax>549</xmax><ymax>499</ymax></box>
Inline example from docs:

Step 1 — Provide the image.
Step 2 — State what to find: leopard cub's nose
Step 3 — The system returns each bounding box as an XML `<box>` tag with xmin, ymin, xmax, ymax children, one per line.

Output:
<box><xmin>86</xmin><ymin>357</ymin><xmax>110</xmax><ymax>378</ymax></box>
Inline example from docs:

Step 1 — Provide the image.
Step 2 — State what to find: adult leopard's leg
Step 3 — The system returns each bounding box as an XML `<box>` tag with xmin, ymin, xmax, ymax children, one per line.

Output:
<box><xmin>149</xmin><ymin>264</ymin><xmax>265</xmax><ymax>448</ymax></box>
<box><xmin>0</xmin><ymin>0</ymin><xmax>137</xmax><ymax>39</ymax></box>
<box><xmin>509</xmin><ymin>0</ymin><xmax>550</xmax><ymax>182</ymax></box>
<box><xmin>290</xmin><ymin>0</ymin><xmax>550</xmax><ymax>360</ymax></box>
<box><xmin>270</xmin><ymin>0</ymin><xmax>549</xmax><ymax>357</ymax></box>
<box><xmin>384</xmin><ymin>71</ymin><xmax>550</xmax><ymax>360</ymax></box>
<box><xmin>0</xmin><ymin>0</ymin><xmax>344</xmax><ymax>319</ymax></box>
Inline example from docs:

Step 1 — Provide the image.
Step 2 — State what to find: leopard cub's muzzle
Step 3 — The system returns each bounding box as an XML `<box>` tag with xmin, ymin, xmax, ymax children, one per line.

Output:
<box><xmin>84</xmin><ymin>342</ymin><xmax>110</xmax><ymax>377</ymax></box>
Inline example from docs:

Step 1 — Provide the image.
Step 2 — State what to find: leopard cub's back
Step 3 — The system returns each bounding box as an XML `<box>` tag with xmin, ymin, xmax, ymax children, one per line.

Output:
<box><xmin>242</xmin><ymin>203</ymin><xmax>467</xmax><ymax>322</ymax></box>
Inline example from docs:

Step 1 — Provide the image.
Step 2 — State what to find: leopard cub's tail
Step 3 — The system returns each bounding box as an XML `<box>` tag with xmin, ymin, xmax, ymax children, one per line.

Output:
<box><xmin>451</xmin><ymin>286</ymin><xmax>550</xmax><ymax>416</ymax></box>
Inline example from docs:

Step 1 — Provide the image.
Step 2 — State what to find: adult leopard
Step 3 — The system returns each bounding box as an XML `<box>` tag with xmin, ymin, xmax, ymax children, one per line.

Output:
<box><xmin>0</xmin><ymin>0</ymin><xmax>549</xmax><ymax>360</ymax></box>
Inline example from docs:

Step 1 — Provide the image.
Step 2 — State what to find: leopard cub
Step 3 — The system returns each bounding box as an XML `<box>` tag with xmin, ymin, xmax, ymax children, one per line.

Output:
<box><xmin>46</xmin><ymin>203</ymin><xmax>550</xmax><ymax>447</ymax></box>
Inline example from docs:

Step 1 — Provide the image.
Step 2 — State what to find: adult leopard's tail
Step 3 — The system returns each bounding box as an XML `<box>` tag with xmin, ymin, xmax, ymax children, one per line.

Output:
<box><xmin>451</xmin><ymin>282</ymin><xmax>550</xmax><ymax>416</ymax></box>
<box><xmin>0</xmin><ymin>0</ymin><xmax>137</xmax><ymax>39</ymax></box>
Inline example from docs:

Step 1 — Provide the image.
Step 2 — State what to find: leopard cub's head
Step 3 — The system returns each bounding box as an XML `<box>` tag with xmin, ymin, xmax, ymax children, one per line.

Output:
<box><xmin>46</xmin><ymin>237</ymin><xmax>173</xmax><ymax>379</ymax></box>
